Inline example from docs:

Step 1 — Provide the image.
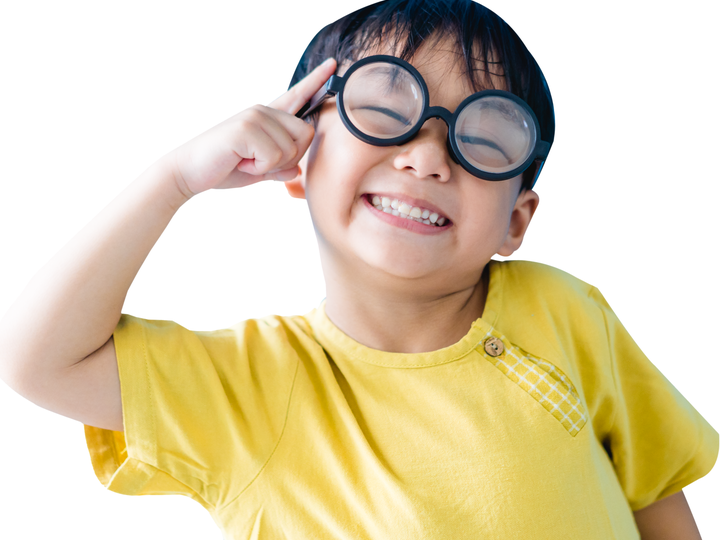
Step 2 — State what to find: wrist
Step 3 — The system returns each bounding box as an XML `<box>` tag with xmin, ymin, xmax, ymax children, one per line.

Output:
<box><xmin>155</xmin><ymin>152</ymin><xmax>195</xmax><ymax>209</ymax></box>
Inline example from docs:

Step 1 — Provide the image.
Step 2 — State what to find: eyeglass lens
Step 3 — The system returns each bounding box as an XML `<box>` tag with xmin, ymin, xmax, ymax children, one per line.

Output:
<box><xmin>342</xmin><ymin>61</ymin><xmax>536</xmax><ymax>175</ymax></box>
<box><xmin>343</xmin><ymin>62</ymin><xmax>424</xmax><ymax>138</ymax></box>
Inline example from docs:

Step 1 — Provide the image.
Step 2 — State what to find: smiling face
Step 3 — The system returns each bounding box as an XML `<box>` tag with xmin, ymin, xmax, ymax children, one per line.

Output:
<box><xmin>289</xmin><ymin>37</ymin><xmax>539</xmax><ymax>298</ymax></box>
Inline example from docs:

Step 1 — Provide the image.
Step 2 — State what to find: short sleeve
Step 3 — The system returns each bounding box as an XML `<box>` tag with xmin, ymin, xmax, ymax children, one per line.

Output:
<box><xmin>590</xmin><ymin>288</ymin><xmax>719</xmax><ymax>511</ymax></box>
<box><xmin>84</xmin><ymin>313</ymin><xmax>299</xmax><ymax>509</ymax></box>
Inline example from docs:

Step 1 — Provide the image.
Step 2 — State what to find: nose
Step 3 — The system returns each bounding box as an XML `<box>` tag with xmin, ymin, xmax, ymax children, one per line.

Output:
<box><xmin>392</xmin><ymin>118</ymin><xmax>453</xmax><ymax>182</ymax></box>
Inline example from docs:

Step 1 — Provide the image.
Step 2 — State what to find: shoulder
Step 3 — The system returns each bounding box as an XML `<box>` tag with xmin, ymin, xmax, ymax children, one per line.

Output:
<box><xmin>493</xmin><ymin>259</ymin><xmax>611</xmax><ymax>314</ymax></box>
<box><xmin>117</xmin><ymin>312</ymin><xmax>322</xmax><ymax>371</ymax></box>
<box><xmin>201</xmin><ymin>312</ymin><xmax>321</xmax><ymax>356</ymax></box>
<box><xmin>490</xmin><ymin>260</ymin><xmax>613</xmax><ymax>367</ymax></box>
<box><xmin>495</xmin><ymin>259</ymin><xmax>594</xmax><ymax>298</ymax></box>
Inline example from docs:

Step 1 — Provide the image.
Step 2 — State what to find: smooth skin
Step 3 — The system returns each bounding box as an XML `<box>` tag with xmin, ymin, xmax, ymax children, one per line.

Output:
<box><xmin>0</xmin><ymin>31</ymin><xmax>703</xmax><ymax>538</ymax></box>
<box><xmin>633</xmin><ymin>491</ymin><xmax>702</xmax><ymax>539</ymax></box>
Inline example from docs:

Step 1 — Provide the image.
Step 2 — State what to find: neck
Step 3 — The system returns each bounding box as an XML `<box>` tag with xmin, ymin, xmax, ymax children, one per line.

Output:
<box><xmin>322</xmin><ymin>259</ymin><xmax>489</xmax><ymax>354</ymax></box>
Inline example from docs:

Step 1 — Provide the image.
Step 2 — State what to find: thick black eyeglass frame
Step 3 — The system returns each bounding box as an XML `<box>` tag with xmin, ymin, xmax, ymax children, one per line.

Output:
<box><xmin>296</xmin><ymin>54</ymin><xmax>551</xmax><ymax>183</ymax></box>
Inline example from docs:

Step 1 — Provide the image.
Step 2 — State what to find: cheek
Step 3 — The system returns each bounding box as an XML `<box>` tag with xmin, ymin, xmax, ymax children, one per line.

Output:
<box><xmin>304</xmin><ymin>121</ymin><xmax>373</xmax><ymax>229</ymax></box>
<box><xmin>306</xmin><ymin>119</ymin><xmax>380</xmax><ymax>198</ymax></box>
<box><xmin>455</xmin><ymin>187</ymin><xmax>515</xmax><ymax>247</ymax></box>
<box><xmin>466</xmin><ymin>213</ymin><xmax>509</xmax><ymax>247</ymax></box>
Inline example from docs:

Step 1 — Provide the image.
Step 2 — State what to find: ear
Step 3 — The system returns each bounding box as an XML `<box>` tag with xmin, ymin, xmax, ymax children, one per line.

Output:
<box><xmin>497</xmin><ymin>189</ymin><xmax>540</xmax><ymax>257</ymax></box>
<box><xmin>284</xmin><ymin>154</ymin><xmax>308</xmax><ymax>199</ymax></box>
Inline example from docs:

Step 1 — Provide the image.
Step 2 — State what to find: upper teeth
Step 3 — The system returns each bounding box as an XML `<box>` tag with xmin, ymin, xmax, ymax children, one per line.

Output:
<box><xmin>371</xmin><ymin>195</ymin><xmax>447</xmax><ymax>226</ymax></box>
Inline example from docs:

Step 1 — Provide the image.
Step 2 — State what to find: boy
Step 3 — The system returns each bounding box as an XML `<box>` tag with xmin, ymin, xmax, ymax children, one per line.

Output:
<box><xmin>0</xmin><ymin>1</ymin><xmax>716</xmax><ymax>538</ymax></box>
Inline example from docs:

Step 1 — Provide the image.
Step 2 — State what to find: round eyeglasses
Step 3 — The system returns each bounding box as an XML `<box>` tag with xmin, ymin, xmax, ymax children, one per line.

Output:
<box><xmin>296</xmin><ymin>55</ymin><xmax>550</xmax><ymax>185</ymax></box>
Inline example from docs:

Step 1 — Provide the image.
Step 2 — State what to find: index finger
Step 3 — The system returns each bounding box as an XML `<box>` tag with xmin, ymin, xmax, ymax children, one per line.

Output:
<box><xmin>269</xmin><ymin>57</ymin><xmax>337</xmax><ymax>115</ymax></box>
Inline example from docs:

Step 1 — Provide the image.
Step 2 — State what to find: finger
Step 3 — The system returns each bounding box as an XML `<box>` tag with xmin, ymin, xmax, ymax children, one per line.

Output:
<box><xmin>214</xmin><ymin>164</ymin><xmax>300</xmax><ymax>190</ymax></box>
<box><xmin>256</xmin><ymin>104</ymin><xmax>315</xmax><ymax>149</ymax></box>
<box><xmin>234</xmin><ymin>123</ymin><xmax>286</xmax><ymax>176</ymax></box>
<box><xmin>269</xmin><ymin>57</ymin><xmax>337</xmax><ymax>115</ymax></box>
<box><xmin>250</xmin><ymin>112</ymin><xmax>303</xmax><ymax>170</ymax></box>
<box><xmin>266</xmin><ymin>165</ymin><xmax>300</xmax><ymax>182</ymax></box>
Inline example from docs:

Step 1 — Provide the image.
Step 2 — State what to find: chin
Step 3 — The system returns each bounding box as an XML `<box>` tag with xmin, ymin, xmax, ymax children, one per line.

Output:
<box><xmin>357</xmin><ymin>246</ymin><xmax>443</xmax><ymax>281</ymax></box>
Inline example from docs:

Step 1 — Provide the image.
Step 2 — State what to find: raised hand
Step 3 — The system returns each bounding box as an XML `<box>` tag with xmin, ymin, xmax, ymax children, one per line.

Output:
<box><xmin>168</xmin><ymin>58</ymin><xmax>337</xmax><ymax>199</ymax></box>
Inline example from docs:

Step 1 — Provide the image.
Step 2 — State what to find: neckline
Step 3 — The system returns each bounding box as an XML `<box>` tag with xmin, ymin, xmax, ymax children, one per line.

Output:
<box><xmin>307</xmin><ymin>260</ymin><xmax>504</xmax><ymax>368</ymax></box>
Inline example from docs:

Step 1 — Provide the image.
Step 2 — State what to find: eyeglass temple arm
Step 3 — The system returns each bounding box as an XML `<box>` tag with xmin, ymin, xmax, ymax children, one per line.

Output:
<box><xmin>536</xmin><ymin>141</ymin><xmax>550</xmax><ymax>160</ymax></box>
<box><xmin>295</xmin><ymin>75</ymin><xmax>342</xmax><ymax>119</ymax></box>
<box><xmin>530</xmin><ymin>141</ymin><xmax>552</xmax><ymax>189</ymax></box>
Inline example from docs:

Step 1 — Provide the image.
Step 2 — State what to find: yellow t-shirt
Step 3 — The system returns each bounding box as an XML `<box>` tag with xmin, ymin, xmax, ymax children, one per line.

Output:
<box><xmin>84</xmin><ymin>260</ymin><xmax>718</xmax><ymax>539</ymax></box>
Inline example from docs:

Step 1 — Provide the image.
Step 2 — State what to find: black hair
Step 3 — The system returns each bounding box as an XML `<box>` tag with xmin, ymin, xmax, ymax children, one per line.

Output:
<box><xmin>289</xmin><ymin>0</ymin><xmax>554</xmax><ymax>191</ymax></box>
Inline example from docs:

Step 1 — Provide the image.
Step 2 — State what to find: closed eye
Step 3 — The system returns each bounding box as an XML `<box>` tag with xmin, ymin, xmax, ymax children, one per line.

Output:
<box><xmin>357</xmin><ymin>106</ymin><xmax>411</xmax><ymax>125</ymax></box>
<box><xmin>457</xmin><ymin>135</ymin><xmax>509</xmax><ymax>160</ymax></box>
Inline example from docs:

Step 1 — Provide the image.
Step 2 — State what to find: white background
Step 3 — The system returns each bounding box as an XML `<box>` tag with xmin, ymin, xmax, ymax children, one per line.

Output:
<box><xmin>1</xmin><ymin>0</ymin><xmax>718</xmax><ymax>537</ymax></box>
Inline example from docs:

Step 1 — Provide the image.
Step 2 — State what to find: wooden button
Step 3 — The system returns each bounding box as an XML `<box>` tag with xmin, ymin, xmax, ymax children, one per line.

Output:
<box><xmin>483</xmin><ymin>337</ymin><xmax>504</xmax><ymax>357</ymax></box>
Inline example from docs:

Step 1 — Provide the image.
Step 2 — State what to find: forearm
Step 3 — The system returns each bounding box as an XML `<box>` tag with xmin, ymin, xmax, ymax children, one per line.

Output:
<box><xmin>0</xmin><ymin>155</ymin><xmax>189</xmax><ymax>389</ymax></box>
<box><xmin>633</xmin><ymin>491</ymin><xmax>702</xmax><ymax>539</ymax></box>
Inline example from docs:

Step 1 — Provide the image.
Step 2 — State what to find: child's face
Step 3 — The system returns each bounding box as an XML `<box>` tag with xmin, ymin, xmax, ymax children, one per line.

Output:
<box><xmin>291</xmin><ymin>39</ymin><xmax>538</xmax><ymax>290</ymax></box>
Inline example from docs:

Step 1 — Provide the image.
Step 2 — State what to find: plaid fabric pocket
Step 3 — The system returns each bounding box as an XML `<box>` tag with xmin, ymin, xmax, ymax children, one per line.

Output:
<box><xmin>476</xmin><ymin>332</ymin><xmax>588</xmax><ymax>437</ymax></box>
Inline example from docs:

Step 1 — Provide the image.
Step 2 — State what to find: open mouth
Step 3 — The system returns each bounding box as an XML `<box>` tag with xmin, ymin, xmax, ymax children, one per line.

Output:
<box><xmin>364</xmin><ymin>194</ymin><xmax>451</xmax><ymax>227</ymax></box>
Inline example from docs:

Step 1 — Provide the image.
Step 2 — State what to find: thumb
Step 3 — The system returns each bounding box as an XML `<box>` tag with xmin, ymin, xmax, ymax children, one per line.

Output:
<box><xmin>266</xmin><ymin>165</ymin><xmax>300</xmax><ymax>182</ymax></box>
